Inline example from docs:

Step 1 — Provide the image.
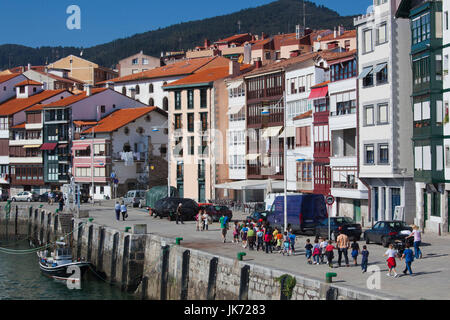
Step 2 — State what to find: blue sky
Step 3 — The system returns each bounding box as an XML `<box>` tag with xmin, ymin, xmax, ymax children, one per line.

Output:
<box><xmin>0</xmin><ymin>0</ymin><xmax>372</xmax><ymax>48</ymax></box>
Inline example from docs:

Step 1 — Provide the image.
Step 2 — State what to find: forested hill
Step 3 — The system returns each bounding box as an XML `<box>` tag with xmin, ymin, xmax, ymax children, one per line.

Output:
<box><xmin>0</xmin><ymin>0</ymin><xmax>357</xmax><ymax>70</ymax></box>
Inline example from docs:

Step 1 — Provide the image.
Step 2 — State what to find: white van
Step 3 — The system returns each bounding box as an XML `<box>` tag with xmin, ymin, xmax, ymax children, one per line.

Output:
<box><xmin>123</xmin><ymin>190</ymin><xmax>146</xmax><ymax>207</ymax></box>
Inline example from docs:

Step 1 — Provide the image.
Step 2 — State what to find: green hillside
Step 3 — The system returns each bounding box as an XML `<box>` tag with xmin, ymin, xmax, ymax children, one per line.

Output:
<box><xmin>0</xmin><ymin>0</ymin><xmax>357</xmax><ymax>70</ymax></box>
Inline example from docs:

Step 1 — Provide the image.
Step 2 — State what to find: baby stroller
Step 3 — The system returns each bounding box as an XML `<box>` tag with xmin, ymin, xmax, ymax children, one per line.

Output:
<box><xmin>393</xmin><ymin>236</ymin><xmax>414</xmax><ymax>258</ymax></box>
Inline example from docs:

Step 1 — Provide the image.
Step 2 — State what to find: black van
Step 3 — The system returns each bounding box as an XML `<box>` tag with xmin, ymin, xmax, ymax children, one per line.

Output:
<box><xmin>153</xmin><ymin>197</ymin><xmax>199</xmax><ymax>221</ymax></box>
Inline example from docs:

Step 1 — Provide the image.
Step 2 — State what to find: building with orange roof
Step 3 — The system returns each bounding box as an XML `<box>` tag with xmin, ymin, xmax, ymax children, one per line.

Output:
<box><xmin>72</xmin><ymin>107</ymin><xmax>168</xmax><ymax>199</ymax></box>
<box><xmin>99</xmin><ymin>56</ymin><xmax>231</xmax><ymax>113</ymax></box>
<box><xmin>23</xmin><ymin>68</ymin><xmax>84</xmax><ymax>92</ymax></box>
<box><xmin>47</xmin><ymin>55</ymin><xmax>118</xmax><ymax>86</ymax></box>
<box><xmin>0</xmin><ymin>84</ymin><xmax>73</xmax><ymax>196</ymax></box>
<box><xmin>38</xmin><ymin>86</ymin><xmax>148</xmax><ymax>190</ymax></box>
<box><xmin>313</xmin><ymin>28</ymin><xmax>357</xmax><ymax>52</ymax></box>
<box><xmin>0</xmin><ymin>73</ymin><xmax>28</xmax><ymax>104</ymax></box>
<box><xmin>163</xmin><ymin>60</ymin><xmax>252</xmax><ymax>202</ymax></box>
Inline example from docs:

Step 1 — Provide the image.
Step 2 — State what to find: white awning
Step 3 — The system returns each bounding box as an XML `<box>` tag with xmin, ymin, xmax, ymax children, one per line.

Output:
<box><xmin>227</xmin><ymin>105</ymin><xmax>244</xmax><ymax>115</ymax></box>
<box><xmin>246</xmin><ymin>154</ymin><xmax>260</xmax><ymax>161</ymax></box>
<box><xmin>227</xmin><ymin>80</ymin><xmax>244</xmax><ymax>90</ymax></box>
<box><xmin>285</xmin><ymin>126</ymin><xmax>296</xmax><ymax>138</ymax></box>
<box><xmin>262</xmin><ymin>126</ymin><xmax>283</xmax><ymax>139</ymax></box>
<box><xmin>215</xmin><ymin>179</ymin><xmax>286</xmax><ymax>190</ymax></box>
<box><xmin>373</xmin><ymin>62</ymin><xmax>387</xmax><ymax>74</ymax></box>
<box><xmin>357</xmin><ymin>66</ymin><xmax>373</xmax><ymax>79</ymax></box>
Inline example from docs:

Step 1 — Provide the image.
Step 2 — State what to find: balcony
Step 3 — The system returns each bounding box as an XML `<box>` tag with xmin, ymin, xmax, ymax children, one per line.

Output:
<box><xmin>314</xmin><ymin>141</ymin><xmax>331</xmax><ymax>158</ymax></box>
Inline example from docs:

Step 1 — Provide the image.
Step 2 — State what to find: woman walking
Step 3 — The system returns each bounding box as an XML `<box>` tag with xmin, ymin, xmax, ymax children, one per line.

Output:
<box><xmin>115</xmin><ymin>201</ymin><xmax>121</xmax><ymax>221</ymax></box>
<box><xmin>120</xmin><ymin>201</ymin><xmax>128</xmax><ymax>221</ymax></box>
<box><xmin>407</xmin><ymin>225</ymin><xmax>423</xmax><ymax>259</ymax></box>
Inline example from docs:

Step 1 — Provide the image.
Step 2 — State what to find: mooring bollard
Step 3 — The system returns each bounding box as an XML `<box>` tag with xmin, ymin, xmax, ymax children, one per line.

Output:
<box><xmin>326</xmin><ymin>272</ymin><xmax>337</xmax><ymax>283</ymax></box>
<box><xmin>237</xmin><ymin>252</ymin><xmax>246</xmax><ymax>261</ymax></box>
<box><xmin>39</xmin><ymin>204</ymin><xmax>43</xmax><ymax>209</ymax></box>
<box><xmin>125</xmin><ymin>227</ymin><xmax>131</xmax><ymax>232</ymax></box>
<box><xmin>88</xmin><ymin>218</ymin><xmax>94</xmax><ymax>223</ymax></box>
<box><xmin>55</xmin><ymin>209</ymin><xmax>59</xmax><ymax>214</ymax></box>
<box><xmin>176</xmin><ymin>237</ymin><xmax>183</xmax><ymax>245</ymax></box>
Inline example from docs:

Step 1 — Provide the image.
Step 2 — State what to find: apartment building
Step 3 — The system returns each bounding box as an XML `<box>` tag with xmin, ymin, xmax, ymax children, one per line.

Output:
<box><xmin>0</xmin><ymin>74</ymin><xmax>28</xmax><ymax>104</ymax></box>
<box><xmin>73</xmin><ymin>107</ymin><xmax>168</xmax><ymax>199</ymax></box>
<box><xmin>118</xmin><ymin>51</ymin><xmax>162</xmax><ymax>77</ymax></box>
<box><xmin>355</xmin><ymin>0</ymin><xmax>415</xmax><ymax>224</ymax></box>
<box><xmin>164</xmin><ymin>59</ymin><xmax>249</xmax><ymax>202</ymax></box>
<box><xmin>397</xmin><ymin>0</ymin><xmax>449</xmax><ymax>234</ymax></box>
<box><xmin>47</xmin><ymin>55</ymin><xmax>118</xmax><ymax>86</ymax></box>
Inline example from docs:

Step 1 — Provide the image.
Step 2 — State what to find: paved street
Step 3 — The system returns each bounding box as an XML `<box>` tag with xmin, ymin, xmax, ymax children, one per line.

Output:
<box><xmin>28</xmin><ymin>201</ymin><xmax>450</xmax><ymax>300</ymax></box>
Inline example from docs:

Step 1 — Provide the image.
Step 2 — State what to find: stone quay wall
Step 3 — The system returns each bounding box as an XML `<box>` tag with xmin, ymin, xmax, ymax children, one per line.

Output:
<box><xmin>0</xmin><ymin>205</ymin><xmax>393</xmax><ymax>300</ymax></box>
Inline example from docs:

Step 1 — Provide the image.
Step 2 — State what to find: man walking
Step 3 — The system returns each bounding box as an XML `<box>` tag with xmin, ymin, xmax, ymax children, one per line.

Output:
<box><xmin>176</xmin><ymin>203</ymin><xmax>184</xmax><ymax>224</ymax></box>
<box><xmin>114</xmin><ymin>201</ymin><xmax>121</xmax><ymax>221</ymax></box>
<box><xmin>219</xmin><ymin>213</ymin><xmax>229</xmax><ymax>243</ymax></box>
<box><xmin>336</xmin><ymin>232</ymin><xmax>350</xmax><ymax>267</ymax></box>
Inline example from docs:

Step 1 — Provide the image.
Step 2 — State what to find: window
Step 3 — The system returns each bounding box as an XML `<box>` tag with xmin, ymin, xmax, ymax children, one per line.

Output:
<box><xmin>314</xmin><ymin>98</ymin><xmax>328</xmax><ymax>112</ymax></box>
<box><xmin>413</xmin><ymin>56</ymin><xmax>430</xmax><ymax>87</ymax></box>
<box><xmin>297</xmin><ymin>162</ymin><xmax>312</xmax><ymax>182</ymax></box>
<box><xmin>330</xmin><ymin>59</ymin><xmax>357</xmax><ymax>82</ymax></box>
<box><xmin>363</xmin><ymin>29</ymin><xmax>373</xmax><ymax>53</ymax></box>
<box><xmin>122</xmin><ymin>87</ymin><xmax>126</xmax><ymax>95</ymax></box>
<box><xmin>365</xmin><ymin>145</ymin><xmax>375</xmax><ymax>165</ymax></box>
<box><xmin>187</xmin><ymin>90</ymin><xmax>194</xmax><ymax>109</ymax></box>
<box><xmin>412</xmin><ymin>13</ymin><xmax>431</xmax><ymax>45</ymax></box>
<box><xmin>378</xmin><ymin>104</ymin><xmax>388</xmax><ymax>124</ymax></box>
<box><xmin>365</xmin><ymin>105</ymin><xmax>374</xmax><ymax>126</ymax></box>
<box><xmin>413</xmin><ymin>96</ymin><xmax>431</xmax><ymax>126</ymax></box>
<box><xmin>94</xmin><ymin>167</ymin><xmax>106</xmax><ymax>177</ymax></box>
<box><xmin>132</xmin><ymin>58</ymin><xmax>139</xmax><ymax>65</ymax></box>
<box><xmin>296</xmin><ymin>126</ymin><xmax>310</xmax><ymax>147</ymax></box>
<box><xmin>200</xmin><ymin>89</ymin><xmax>207</xmax><ymax>108</ymax></box>
<box><xmin>436</xmin><ymin>55</ymin><xmax>443</xmax><ymax>81</ymax></box>
<box><xmin>445</xmin><ymin>11</ymin><xmax>449</xmax><ymax>30</ymax></box>
<box><xmin>187</xmin><ymin>113</ymin><xmax>194</xmax><ymax>132</ymax></box>
<box><xmin>149</xmin><ymin>98</ymin><xmax>154</xmax><ymax>106</ymax></box>
<box><xmin>135</xmin><ymin>85</ymin><xmax>140</xmax><ymax>95</ymax></box>
<box><xmin>376</xmin><ymin>64</ymin><xmax>388</xmax><ymax>84</ymax></box>
<box><xmin>200</xmin><ymin>112</ymin><xmax>208</xmax><ymax>132</ymax></box>
<box><xmin>436</xmin><ymin>145</ymin><xmax>444</xmax><ymax>171</ymax></box>
<box><xmin>94</xmin><ymin>144</ymin><xmax>106</xmax><ymax>156</ymax></box>
<box><xmin>100</xmin><ymin>105</ymin><xmax>105</xmax><ymax>113</ymax></box>
<box><xmin>162</xmin><ymin>97</ymin><xmax>169</xmax><ymax>111</ymax></box>
<box><xmin>142</xmin><ymin>58</ymin><xmax>149</xmax><ymax>65</ymax></box>
<box><xmin>175</xmin><ymin>91</ymin><xmax>181</xmax><ymax>110</ymax></box>
<box><xmin>75</xmin><ymin>147</ymin><xmax>91</xmax><ymax>157</ymax></box>
<box><xmin>188</xmin><ymin>136</ymin><xmax>195</xmax><ymax>155</ymax></box>
<box><xmin>377</xmin><ymin>23</ymin><xmax>387</xmax><ymax>45</ymax></box>
<box><xmin>174</xmin><ymin>114</ymin><xmax>182</xmax><ymax>130</ymax></box>
<box><xmin>362</xmin><ymin>67</ymin><xmax>374</xmax><ymax>87</ymax></box>
<box><xmin>415</xmin><ymin>145</ymin><xmax>432</xmax><ymax>171</ymax></box>
<box><xmin>379</xmin><ymin>144</ymin><xmax>389</xmax><ymax>164</ymax></box>
<box><xmin>149</xmin><ymin>84</ymin><xmax>154</xmax><ymax>93</ymax></box>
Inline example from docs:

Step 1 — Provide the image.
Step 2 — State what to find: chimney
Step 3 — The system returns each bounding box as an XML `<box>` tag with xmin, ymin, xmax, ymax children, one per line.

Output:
<box><xmin>261</xmin><ymin>32</ymin><xmax>267</xmax><ymax>40</ymax></box>
<box><xmin>27</xmin><ymin>63</ymin><xmax>31</xmax><ymax>71</ymax></box>
<box><xmin>255</xmin><ymin>57</ymin><xmax>262</xmax><ymax>69</ymax></box>
<box><xmin>339</xmin><ymin>25</ymin><xmax>345</xmax><ymax>36</ymax></box>
<box><xmin>84</xmin><ymin>84</ymin><xmax>92</xmax><ymax>96</ymax></box>
<box><xmin>96</xmin><ymin>106</ymin><xmax>101</xmax><ymax>122</ymax></box>
<box><xmin>244</xmin><ymin>43</ymin><xmax>252</xmax><ymax>65</ymax></box>
<box><xmin>204</xmin><ymin>39</ymin><xmax>210</xmax><ymax>48</ymax></box>
<box><xmin>334</xmin><ymin>27</ymin><xmax>337</xmax><ymax>39</ymax></box>
<box><xmin>229</xmin><ymin>60</ymin><xmax>240</xmax><ymax>77</ymax></box>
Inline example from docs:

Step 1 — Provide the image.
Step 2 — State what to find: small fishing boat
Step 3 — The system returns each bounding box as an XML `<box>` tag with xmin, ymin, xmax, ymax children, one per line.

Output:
<box><xmin>37</xmin><ymin>242</ymin><xmax>91</xmax><ymax>279</ymax></box>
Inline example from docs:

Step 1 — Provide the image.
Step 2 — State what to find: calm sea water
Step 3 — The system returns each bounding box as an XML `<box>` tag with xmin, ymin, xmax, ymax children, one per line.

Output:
<box><xmin>0</xmin><ymin>240</ymin><xmax>136</xmax><ymax>300</ymax></box>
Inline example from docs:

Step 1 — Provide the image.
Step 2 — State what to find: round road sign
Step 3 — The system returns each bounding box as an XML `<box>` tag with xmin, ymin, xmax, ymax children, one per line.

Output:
<box><xmin>326</xmin><ymin>195</ymin><xmax>335</xmax><ymax>206</ymax></box>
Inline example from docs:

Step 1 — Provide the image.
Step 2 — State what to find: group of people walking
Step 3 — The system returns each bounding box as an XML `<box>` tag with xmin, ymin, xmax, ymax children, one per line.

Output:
<box><xmin>114</xmin><ymin>201</ymin><xmax>128</xmax><ymax>221</ymax></box>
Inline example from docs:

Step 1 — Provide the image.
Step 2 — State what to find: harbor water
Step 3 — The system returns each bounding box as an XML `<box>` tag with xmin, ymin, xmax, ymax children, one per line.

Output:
<box><xmin>0</xmin><ymin>240</ymin><xmax>136</xmax><ymax>300</ymax></box>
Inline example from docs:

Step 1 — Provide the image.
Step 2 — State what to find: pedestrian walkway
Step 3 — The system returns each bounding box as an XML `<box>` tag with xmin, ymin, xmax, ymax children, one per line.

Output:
<box><xmin>45</xmin><ymin>201</ymin><xmax>450</xmax><ymax>300</ymax></box>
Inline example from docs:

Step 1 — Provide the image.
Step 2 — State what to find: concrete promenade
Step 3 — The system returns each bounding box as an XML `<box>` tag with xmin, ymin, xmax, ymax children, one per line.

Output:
<box><xmin>42</xmin><ymin>200</ymin><xmax>450</xmax><ymax>300</ymax></box>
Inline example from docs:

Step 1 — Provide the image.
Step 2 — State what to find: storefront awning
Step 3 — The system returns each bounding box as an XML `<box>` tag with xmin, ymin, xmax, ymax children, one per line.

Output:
<box><xmin>72</xmin><ymin>144</ymin><xmax>90</xmax><ymax>151</ymax></box>
<box><xmin>227</xmin><ymin>105</ymin><xmax>244</xmax><ymax>115</ymax></box>
<box><xmin>23</xmin><ymin>144</ymin><xmax>41</xmax><ymax>149</ymax></box>
<box><xmin>285</xmin><ymin>126</ymin><xmax>296</xmax><ymax>138</ymax></box>
<box><xmin>40</xmin><ymin>143</ymin><xmax>57</xmax><ymax>151</ymax></box>
<box><xmin>262</xmin><ymin>126</ymin><xmax>283</xmax><ymax>139</ymax></box>
<box><xmin>373</xmin><ymin>62</ymin><xmax>387</xmax><ymax>74</ymax></box>
<box><xmin>308</xmin><ymin>86</ymin><xmax>328</xmax><ymax>100</ymax></box>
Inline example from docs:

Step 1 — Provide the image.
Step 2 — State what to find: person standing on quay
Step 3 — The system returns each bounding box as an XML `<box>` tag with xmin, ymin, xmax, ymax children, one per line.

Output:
<box><xmin>219</xmin><ymin>213</ymin><xmax>229</xmax><ymax>243</ymax></box>
<box><xmin>115</xmin><ymin>201</ymin><xmax>121</xmax><ymax>221</ymax></box>
<box><xmin>120</xmin><ymin>201</ymin><xmax>128</xmax><ymax>221</ymax></box>
<box><xmin>407</xmin><ymin>225</ymin><xmax>423</xmax><ymax>259</ymax></box>
<box><xmin>58</xmin><ymin>195</ymin><xmax>64</xmax><ymax>212</ymax></box>
<box><xmin>336</xmin><ymin>232</ymin><xmax>350</xmax><ymax>267</ymax></box>
<box><xmin>176</xmin><ymin>203</ymin><xmax>184</xmax><ymax>225</ymax></box>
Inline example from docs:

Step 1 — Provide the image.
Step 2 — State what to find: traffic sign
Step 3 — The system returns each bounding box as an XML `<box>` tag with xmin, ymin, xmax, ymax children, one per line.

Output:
<box><xmin>326</xmin><ymin>195</ymin><xmax>335</xmax><ymax>206</ymax></box>
<box><xmin>113</xmin><ymin>179</ymin><xmax>119</xmax><ymax>185</ymax></box>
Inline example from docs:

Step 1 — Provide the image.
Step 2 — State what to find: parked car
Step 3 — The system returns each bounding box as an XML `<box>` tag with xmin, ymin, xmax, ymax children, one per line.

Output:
<box><xmin>39</xmin><ymin>191</ymin><xmax>63</xmax><ymax>203</ymax></box>
<box><xmin>11</xmin><ymin>191</ymin><xmax>39</xmax><ymax>202</ymax></box>
<box><xmin>266</xmin><ymin>194</ymin><xmax>328</xmax><ymax>234</ymax></box>
<box><xmin>153</xmin><ymin>197</ymin><xmax>199</xmax><ymax>221</ymax></box>
<box><xmin>246</xmin><ymin>210</ymin><xmax>270</xmax><ymax>223</ymax></box>
<box><xmin>199</xmin><ymin>204</ymin><xmax>232</xmax><ymax>222</ymax></box>
<box><xmin>364</xmin><ymin>221</ymin><xmax>413</xmax><ymax>247</ymax></box>
<box><xmin>314</xmin><ymin>217</ymin><xmax>362</xmax><ymax>241</ymax></box>
<box><xmin>123</xmin><ymin>190</ymin><xmax>146</xmax><ymax>208</ymax></box>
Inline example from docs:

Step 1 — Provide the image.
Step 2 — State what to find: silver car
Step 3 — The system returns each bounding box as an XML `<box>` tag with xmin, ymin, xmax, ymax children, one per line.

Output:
<box><xmin>123</xmin><ymin>190</ymin><xmax>146</xmax><ymax>208</ymax></box>
<box><xmin>11</xmin><ymin>191</ymin><xmax>39</xmax><ymax>202</ymax></box>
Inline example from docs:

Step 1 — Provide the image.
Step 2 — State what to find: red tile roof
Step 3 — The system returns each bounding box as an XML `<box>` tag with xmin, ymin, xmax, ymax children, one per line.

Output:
<box><xmin>100</xmin><ymin>57</ymin><xmax>221</xmax><ymax>84</ymax></box>
<box><xmin>11</xmin><ymin>123</ymin><xmax>26</xmax><ymax>129</ymax></box>
<box><xmin>163</xmin><ymin>64</ymin><xmax>253</xmax><ymax>88</ymax></box>
<box><xmin>26</xmin><ymin>104</ymin><xmax>44</xmax><ymax>112</ymax></box>
<box><xmin>0</xmin><ymin>90</ymin><xmax>67</xmax><ymax>116</ymax></box>
<box><xmin>73</xmin><ymin>120</ymin><xmax>98</xmax><ymax>127</ymax></box>
<box><xmin>215</xmin><ymin>33</ymin><xmax>252</xmax><ymax>44</ymax></box>
<box><xmin>0</xmin><ymin>74</ymin><xmax>22</xmax><ymax>84</ymax></box>
<box><xmin>319</xmin><ymin>49</ymin><xmax>357</xmax><ymax>63</ymax></box>
<box><xmin>293</xmin><ymin>110</ymin><xmax>313</xmax><ymax>120</ymax></box>
<box><xmin>14</xmin><ymin>80</ymin><xmax>42</xmax><ymax>87</ymax></box>
<box><xmin>40</xmin><ymin>88</ymin><xmax>108</xmax><ymax>108</ymax></box>
<box><xmin>311</xmin><ymin>81</ymin><xmax>330</xmax><ymax>89</ymax></box>
<box><xmin>82</xmin><ymin>107</ymin><xmax>158</xmax><ymax>133</ymax></box>
<box><xmin>317</xmin><ymin>30</ymin><xmax>357</xmax><ymax>42</ymax></box>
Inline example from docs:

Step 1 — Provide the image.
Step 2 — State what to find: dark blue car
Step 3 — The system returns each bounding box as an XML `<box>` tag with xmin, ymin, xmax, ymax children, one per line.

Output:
<box><xmin>266</xmin><ymin>194</ymin><xmax>328</xmax><ymax>234</ymax></box>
